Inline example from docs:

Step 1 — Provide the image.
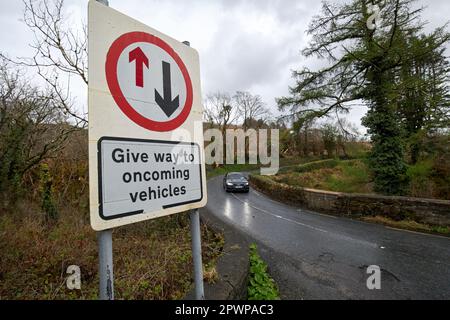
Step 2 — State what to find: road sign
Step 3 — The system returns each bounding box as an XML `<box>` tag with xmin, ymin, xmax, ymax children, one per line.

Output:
<box><xmin>88</xmin><ymin>1</ymin><xmax>207</xmax><ymax>231</ymax></box>
<box><xmin>98</xmin><ymin>137</ymin><xmax>203</xmax><ymax>220</ymax></box>
<box><xmin>104</xmin><ymin>31</ymin><xmax>194</xmax><ymax>131</ymax></box>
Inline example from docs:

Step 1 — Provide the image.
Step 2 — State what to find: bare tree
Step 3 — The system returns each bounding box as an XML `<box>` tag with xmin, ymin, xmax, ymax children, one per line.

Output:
<box><xmin>1</xmin><ymin>0</ymin><xmax>87</xmax><ymax>128</ymax></box>
<box><xmin>321</xmin><ymin>122</ymin><xmax>338</xmax><ymax>157</ymax></box>
<box><xmin>233</xmin><ymin>91</ymin><xmax>268</xmax><ymax>130</ymax></box>
<box><xmin>0</xmin><ymin>59</ymin><xmax>76</xmax><ymax>201</ymax></box>
<box><xmin>204</xmin><ymin>91</ymin><xmax>237</xmax><ymax>131</ymax></box>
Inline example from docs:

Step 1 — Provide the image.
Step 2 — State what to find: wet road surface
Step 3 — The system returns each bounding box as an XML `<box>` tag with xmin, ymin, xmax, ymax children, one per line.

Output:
<box><xmin>206</xmin><ymin>176</ymin><xmax>450</xmax><ymax>299</ymax></box>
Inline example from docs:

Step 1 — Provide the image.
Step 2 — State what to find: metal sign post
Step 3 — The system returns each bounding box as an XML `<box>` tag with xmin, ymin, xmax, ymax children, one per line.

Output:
<box><xmin>95</xmin><ymin>0</ymin><xmax>113</xmax><ymax>301</ymax></box>
<box><xmin>98</xmin><ymin>229</ymin><xmax>114</xmax><ymax>300</ymax></box>
<box><xmin>182</xmin><ymin>40</ymin><xmax>204</xmax><ymax>300</ymax></box>
<box><xmin>190</xmin><ymin>209</ymin><xmax>205</xmax><ymax>300</ymax></box>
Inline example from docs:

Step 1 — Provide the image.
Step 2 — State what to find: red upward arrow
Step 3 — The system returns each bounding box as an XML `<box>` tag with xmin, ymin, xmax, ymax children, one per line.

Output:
<box><xmin>129</xmin><ymin>47</ymin><xmax>149</xmax><ymax>88</ymax></box>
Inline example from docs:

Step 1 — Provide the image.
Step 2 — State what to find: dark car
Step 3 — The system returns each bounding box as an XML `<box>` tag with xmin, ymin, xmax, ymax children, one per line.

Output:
<box><xmin>223</xmin><ymin>172</ymin><xmax>249</xmax><ymax>193</ymax></box>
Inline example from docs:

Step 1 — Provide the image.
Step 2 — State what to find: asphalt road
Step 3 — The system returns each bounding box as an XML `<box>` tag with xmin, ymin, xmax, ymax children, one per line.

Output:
<box><xmin>206</xmin><ymin>175</ymin><xmax>450</xmax><ymax>300</ymax></box>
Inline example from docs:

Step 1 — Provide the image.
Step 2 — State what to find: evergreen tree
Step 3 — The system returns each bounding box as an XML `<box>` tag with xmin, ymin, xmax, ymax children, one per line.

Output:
<box><xmin>395</xmin><ymin>34</ymin><xmax>450</xmax><ymax>164</ymax></box>
<box><xmin>278</xmin><ymin>0</ymin><xmax>449</xmax><ymax>194</ymax></box>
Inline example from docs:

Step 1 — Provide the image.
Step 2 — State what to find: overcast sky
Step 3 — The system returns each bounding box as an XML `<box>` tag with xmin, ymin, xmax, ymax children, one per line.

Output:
<box><xmin>1</xmin><ymin>0</ymin><xmax>449</xmax><ymax>133</ymax></box>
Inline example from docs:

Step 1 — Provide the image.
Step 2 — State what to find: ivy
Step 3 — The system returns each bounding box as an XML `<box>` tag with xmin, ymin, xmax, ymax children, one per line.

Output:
<box><xmin>39</xmin><ymin>163</ymin><xmax>58</xmax><ymax>221</ymax></box>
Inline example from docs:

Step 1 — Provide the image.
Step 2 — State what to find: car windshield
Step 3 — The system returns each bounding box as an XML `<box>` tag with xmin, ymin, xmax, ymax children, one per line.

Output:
<box><xmin>228</xmin><ymin>174</ymin><xmax>245</xmax><ymax>180</ymax></box>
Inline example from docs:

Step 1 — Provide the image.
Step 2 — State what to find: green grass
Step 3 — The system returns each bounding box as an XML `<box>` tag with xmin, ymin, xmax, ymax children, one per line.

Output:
<box><xmin>273</xmin><ymin>159</ymin><xmax>373</xmax><ymax>194</ymax></box>
<box><xmin>323</xmin><ymin>160</ymin><xmax>371</xmax><ymax>193</ymax></box>
<box><xmin>431</xmin><ymin>225</ymin><xmax>450</xmax><ymax>235</ymax></box>
<box><xmin>406</xmin><ymin>159</ymin><xmax>436</xmax><ymax>199</ymax></box>
<box><xmin>271</xmin><ymin>157</ymin><xmax>449</xmax><ymax>200</ymax></box>
<box><xmin>344</xmin><ymin>141</ymin><xmax>371</xmax><ymax>159</ymax></box>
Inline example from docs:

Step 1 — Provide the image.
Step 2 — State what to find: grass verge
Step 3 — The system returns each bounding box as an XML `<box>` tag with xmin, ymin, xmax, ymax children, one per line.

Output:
<box><xmin>274</xmin><ymin>159</ymin><xmax>372</xmax><ymax>193</ymax></box>
<box><xmin>0</xmin><ymin>202</ymin><xmax>224</xmax><ymax>299</ymax></box>
<box><xmin>360</xmin><ymin>216</ymin><xmax>450</xmax><ymax>236</ymax></box>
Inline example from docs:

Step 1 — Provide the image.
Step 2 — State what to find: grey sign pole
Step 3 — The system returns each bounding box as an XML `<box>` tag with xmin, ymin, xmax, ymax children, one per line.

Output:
<box><xmin>182</xmin><ymin>39</ymin><xmax>205</xmax><ymax>300</ymax></box>
<box><xmin>96</xmin><ymin>0</ymin><xmax>114</xmax><ymax>301</ymax></box>
<box><xmin>190</xmin><ymin>208</ymin><xmax>205</xmax><ymax>300</ymax></box>
<box><xmin>98</xmin><ymin>229</ymin><xmax>114</xmax><ymax>300</ymax></box>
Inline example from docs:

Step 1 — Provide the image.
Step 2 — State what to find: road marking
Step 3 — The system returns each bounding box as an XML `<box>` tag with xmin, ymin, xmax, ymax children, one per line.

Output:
<box><xmin>249</xmin><ymin>184</ymin><xmax>450</xmax><ymax>241</ymax></box>
<box><xmin>230</xmin><ymin>192</ymin><xmax>379</xmax><ymax>248</ymax></box>
<box><xmin>252</xmin><ymin>188</ymin><xmax>339</xmax><ymax>219</ymax></box>
<box><xmin>230</xmin><ymin>193</ymin><xmax>329</xmax><ymax>233</ymax></box>
<box><xmin>297</xmin><ymin>208</ymin><xmax>339</xmax><ymax>220</ymax></box>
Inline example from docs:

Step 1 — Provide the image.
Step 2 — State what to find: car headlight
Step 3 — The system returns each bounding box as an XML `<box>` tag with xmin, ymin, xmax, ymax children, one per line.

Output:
<box><xmin>244</xmin><ymin>182</ymin><xmax>249</xmax><ymax>185</ymax></box>
<box><xmin>226</xmin><ymin>182</ymin><xmax>233</xmax><ymax>186</ymax></box>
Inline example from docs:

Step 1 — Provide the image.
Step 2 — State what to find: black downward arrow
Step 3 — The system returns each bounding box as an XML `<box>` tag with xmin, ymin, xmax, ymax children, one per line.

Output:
<box><xmin>154</xmin><ymin>61</ymin><xmax>180</xmax><ymax>117</ymax></box>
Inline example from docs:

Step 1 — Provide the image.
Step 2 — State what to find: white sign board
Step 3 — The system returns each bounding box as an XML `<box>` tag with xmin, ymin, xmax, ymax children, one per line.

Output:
<box><xmin>98</xmin><ymin>137</ymin><xmax>203</xmax><ymax>220</ymax></box>
<box><xmin>88</xmin><ymin>1</ymin><xmax>207</xmax><ymax>230</ymax></box>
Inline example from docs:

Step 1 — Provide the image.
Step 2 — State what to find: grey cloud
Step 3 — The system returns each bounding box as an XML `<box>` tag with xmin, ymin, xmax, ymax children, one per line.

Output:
<box><xmin>0</xmin><ymin>0</ymin><xmax>448</xmax><ymax>131</ymax></box>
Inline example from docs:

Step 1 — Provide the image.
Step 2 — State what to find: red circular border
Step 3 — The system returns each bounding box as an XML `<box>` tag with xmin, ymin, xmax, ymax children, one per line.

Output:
<box><xmin>105</xmin><ymin>31</ymin><xmax>193</xmax><ymax>132</ymax></box>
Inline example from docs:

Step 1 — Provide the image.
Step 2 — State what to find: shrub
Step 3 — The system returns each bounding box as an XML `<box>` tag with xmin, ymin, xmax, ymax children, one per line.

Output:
<box><xmin>323</xmin><ymin>160</ymin><xmax>371</xmax><ymax>193</ymax></box>
<box><xmin>430</xmin><ymin>155</ymin><xmax>450</xmax><ymax>200</ymax></box>
<box><xmin>407</xmin><ymin>160</ymin><xmax>434</xmax><ymax>198</ymax></box>
<box><xmin>0</xmin><ymin>209</ymin><xmax>224</xmax><ymax>299</ymax></box>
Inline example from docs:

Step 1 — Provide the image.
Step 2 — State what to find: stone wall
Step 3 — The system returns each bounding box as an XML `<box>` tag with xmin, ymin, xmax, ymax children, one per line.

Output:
<box><xmin>250</xmin><ymin>175</ymin><xmax>450</xmax><ymax>227</ymax></box>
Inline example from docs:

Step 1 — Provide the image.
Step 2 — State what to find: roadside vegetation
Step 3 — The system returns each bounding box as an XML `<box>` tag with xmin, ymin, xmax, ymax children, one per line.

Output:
<box><xmin>247</xmin><ymin>244</ymin><xmax>280</xmax><ymax>300</ymax></box>
<box><xmin>274</xmin><ymin>159</ymin><xmax>372</xmax><ymax>194</ymax></box>
<box><xmin>273</xmin><ymin>158</ymin><xmax>450</xmax><ymax>200</ymax></box>
<box><xmin>0</xmin><ymin>66</ymin><xmax>224</xmax><ymax>299</ymax></box>
<box><xmin>0</xmin><ymin>205</ymin><xmax>223</xmax><ymax>299</ymax></box>
<box><xmin>360</xmin><ymin>216</ymin><xmax>450</xmax><ymax>236</ymax></box>
<box><xmin>0</xmin><ymin>131</ymin><xmax>225</xmax><ymax>299</ymax></box>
